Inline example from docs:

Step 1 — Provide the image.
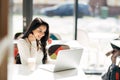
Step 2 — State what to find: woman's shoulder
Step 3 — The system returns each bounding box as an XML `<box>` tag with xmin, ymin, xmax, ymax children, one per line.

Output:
<box><xmin>18</xmin><ymin>38</ymin><xmax>25</xmax><ymax>42</ymax></box>
<box><xmin>17</xmin><ymin>38</ymin><xmax>27</xmax><ymax>44</ymax></box>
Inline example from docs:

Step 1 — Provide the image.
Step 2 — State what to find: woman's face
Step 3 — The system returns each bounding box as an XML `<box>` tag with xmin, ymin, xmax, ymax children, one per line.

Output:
<box><xmin>32</xmin><ymin>25</ymin><xmax>47</xmax><ymax>40</ymax></box>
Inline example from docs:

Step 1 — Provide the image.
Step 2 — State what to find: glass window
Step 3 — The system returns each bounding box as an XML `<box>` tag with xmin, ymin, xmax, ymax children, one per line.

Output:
<box><xmin>12</xmin><ymin>0</ymin><xmax>23</xmax><ymax>37</ymax></box>
<box><xmin>33</xmin><ymin>0</ymin><xmax>75</xmax><ymax>40</ymax></box>
<box><xmin>78</xmin><ymin>0</ymin><xmax>120</xmax><ymax>71</ymax></box>
<box><xmin>11</xmin><ymin>0</ymin><xmax>120</xmax><ymax>73</ymax></box>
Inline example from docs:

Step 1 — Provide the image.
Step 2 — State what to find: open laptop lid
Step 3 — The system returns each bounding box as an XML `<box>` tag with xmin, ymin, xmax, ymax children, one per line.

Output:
<box><xmin>54</xmin><ymin>48</ymin><xmax>83</xmax><ymax>72</ymax></box>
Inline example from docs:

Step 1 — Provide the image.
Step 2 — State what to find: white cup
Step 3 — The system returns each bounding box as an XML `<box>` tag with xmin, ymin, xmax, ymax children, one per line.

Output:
<box><xmin>27</xmin><ymin>57</ymin><xmax>36</xmax><ymax>71</ymax></box>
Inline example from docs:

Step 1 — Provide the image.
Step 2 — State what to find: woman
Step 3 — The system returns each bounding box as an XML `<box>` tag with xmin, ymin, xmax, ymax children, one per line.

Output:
<box><xmin>17</xmin><ymin>17</ymin><xmax>49</xmax><ymax>65</ymax></box>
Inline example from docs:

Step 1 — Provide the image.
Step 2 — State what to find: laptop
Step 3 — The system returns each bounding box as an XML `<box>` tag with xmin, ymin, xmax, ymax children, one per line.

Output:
<box><xmin>39</xmin><ymin>48</ymin><xmax>83</xmax><ymax>72</ymax></box>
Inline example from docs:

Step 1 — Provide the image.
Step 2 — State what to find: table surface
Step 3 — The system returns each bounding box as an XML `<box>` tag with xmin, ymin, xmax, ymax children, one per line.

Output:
<box><xmin>8</xmin><ymin>64</ymin><xmax>88</xmax><ymax>80</ymax></box>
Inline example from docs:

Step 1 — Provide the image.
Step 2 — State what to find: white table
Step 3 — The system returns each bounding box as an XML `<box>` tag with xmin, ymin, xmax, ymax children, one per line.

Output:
<box><xmin>8</xmin><ymin>64</ymin><xmax>88</xmax><ymax>80</ymax></box>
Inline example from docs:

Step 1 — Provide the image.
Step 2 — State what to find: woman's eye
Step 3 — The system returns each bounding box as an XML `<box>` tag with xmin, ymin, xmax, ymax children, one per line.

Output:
<box><xmin>38</xmin><ymin>30</ymin><xmax>45</xmax><ymax>35</ymax></box>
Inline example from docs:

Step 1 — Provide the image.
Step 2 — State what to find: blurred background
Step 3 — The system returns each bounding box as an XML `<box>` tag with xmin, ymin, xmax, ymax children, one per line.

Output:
<box><xmin>8</xmin><ymin>0</ymin><xmax>120</xmax><ymax>79</ymax></box>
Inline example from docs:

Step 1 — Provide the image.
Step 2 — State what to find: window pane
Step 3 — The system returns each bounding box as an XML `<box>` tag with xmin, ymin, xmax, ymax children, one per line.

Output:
<box><xmin>12</xmin><ymin>0</ymin><xmax>23</xmax><ymax>37</ymax></box>
<box><xmin>78</xmin><ymin>0</ymin><xmax>120</xmax><ymax>72</ymax></box>
<box><xmin>33</xmin><ymin>0</ymin><xmax>75</xmax><ymax>40</ymax></box>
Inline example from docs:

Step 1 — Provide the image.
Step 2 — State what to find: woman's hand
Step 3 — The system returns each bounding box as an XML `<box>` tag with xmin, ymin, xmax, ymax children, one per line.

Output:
<box><xmin>28</xmin><ymin>34</ymin><xmax>37</xmax><ymax>41</ymax></box>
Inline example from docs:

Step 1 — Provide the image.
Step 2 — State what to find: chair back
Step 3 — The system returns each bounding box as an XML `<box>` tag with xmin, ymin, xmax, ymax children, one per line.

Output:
<box><xmin>77</xmin><ymin>29</ymin><xmax>90</xmax><ymax>47</ymax></box>
<box><xmin>48</xmin><ymin>44</ymin><xmax>70</xmax><ymax>59</ymax></box>
<box><xmin>50</xmin><ymin>33</ymin><xmax>61</xmax><ymax>40</ymax></box>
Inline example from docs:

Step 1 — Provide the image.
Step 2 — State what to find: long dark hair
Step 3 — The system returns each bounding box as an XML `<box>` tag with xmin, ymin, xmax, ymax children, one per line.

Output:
<box><xmin>22</xmin><ymin>17</ymin><xmax>49</xmax><ymax>64</ymax></box>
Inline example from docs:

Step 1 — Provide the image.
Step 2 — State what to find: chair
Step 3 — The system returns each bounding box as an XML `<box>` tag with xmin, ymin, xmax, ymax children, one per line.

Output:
<box><xmin>77</xmin><ymin>29</ymin><xmax>90</xmax><ymax>47</ymax></box>
<box><xmin>50</xmin><ymin>33</ymin><xmax>61</xmax><ymax>40</ymax></box>
<box><xmin>13</xmin><ymin>42</ymin><xmax>21</xmax><ymax>64</ymax></box>
<box><xmin>48</xmin><ymin>44</ymin><xmax>70</xmax><ymax>59</ymax></box>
